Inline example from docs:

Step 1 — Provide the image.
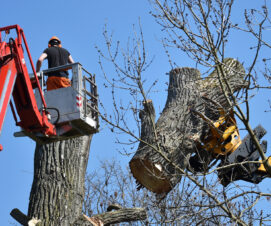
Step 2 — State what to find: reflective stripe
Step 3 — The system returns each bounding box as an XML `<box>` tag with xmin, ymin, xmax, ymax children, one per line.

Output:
<box><xmin>0</xmin><ymin>69</ymin><xmax>11</xmax><ymax>111</ymax></box>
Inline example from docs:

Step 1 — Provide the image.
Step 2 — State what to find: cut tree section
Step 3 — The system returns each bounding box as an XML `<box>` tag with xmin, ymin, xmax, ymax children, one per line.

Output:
<box><xmin>130</xmin><ymin>59</ymin><xmax>246</xmax><ymax>194</ymax></box>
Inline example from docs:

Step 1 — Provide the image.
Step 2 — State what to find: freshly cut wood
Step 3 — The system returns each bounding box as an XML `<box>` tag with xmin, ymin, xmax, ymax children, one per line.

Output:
<box><xmin>130</xmin><ymin>59</ymin><xmax>246</xmax><ymax>194</ymax></box>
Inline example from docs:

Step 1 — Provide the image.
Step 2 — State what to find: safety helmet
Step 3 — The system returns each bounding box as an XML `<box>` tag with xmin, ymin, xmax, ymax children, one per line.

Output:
<box><xmin>48</xmin><ymin>36</ymin><xmax>62</xmax><ymax>48</ymax></box>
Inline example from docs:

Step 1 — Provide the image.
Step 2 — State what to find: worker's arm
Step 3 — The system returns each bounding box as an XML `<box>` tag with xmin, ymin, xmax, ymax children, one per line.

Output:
<box><xmin>68</xmin><ymin>55</ymin><xmax>75</xmax><ymax>64</ymax></box>
<box><xmin>36</xmin><ymin>53</ymin><xmax>47</xmax><ymax>72</ymax></box>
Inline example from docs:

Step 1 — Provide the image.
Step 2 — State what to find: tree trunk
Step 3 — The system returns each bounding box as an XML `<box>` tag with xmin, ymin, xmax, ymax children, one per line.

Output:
<box><xmin>130</xmin><ymin>58</ymin><xmax>246</xmax><ymax>194</ymax></box>
<box><xmin>27</xmin><ymin>135</ymin><xmax>92</xmax><ymax>225</ymax></box>
<box><xmin>130</xmin><ymin>67</ymin><xmax>205</xmax><ymax>194</ymax></box>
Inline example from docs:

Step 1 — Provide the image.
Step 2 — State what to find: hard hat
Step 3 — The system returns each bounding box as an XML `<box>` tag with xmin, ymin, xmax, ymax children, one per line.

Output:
<box><xmin>48</xmin><ymin>36</ymin><xmax>62</xmax><ymax>48</ymax></box>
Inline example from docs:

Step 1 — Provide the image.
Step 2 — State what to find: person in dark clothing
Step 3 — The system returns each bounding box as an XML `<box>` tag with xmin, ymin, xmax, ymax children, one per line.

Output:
<box><xmin>36</xmin><ymin>36</ymin><xmax>75</xmax><ymax>90</ymax></box>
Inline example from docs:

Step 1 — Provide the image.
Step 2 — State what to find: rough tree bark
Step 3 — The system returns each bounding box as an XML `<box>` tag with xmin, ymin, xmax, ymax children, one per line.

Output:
<box><xmin>12</xmin><ymin>206</ymin><xmax>147</xmax><ymax>226</ymax></box>
<box><xmin>130</xmin><ymin>67</ymin><xmax>205</xmax><ymax>194</ymax></box>
<box><xmin>189</xmin><ymin>58</ymin><xmax>246</xmax><ymax>172</ymax></box>
<box><xmin>24</xmin><ymin>133</ymin><xmax>147</xmax><ymax>225</ymax></box>
<box><xmin>130</xmin><ymin>58</ymin><xmax>245</xmax><ymax>194</ymax></box>
<box><xmin>27</xmin><ymin>135</ymin><xmax>92</xmax><ymax>225</ymax></box>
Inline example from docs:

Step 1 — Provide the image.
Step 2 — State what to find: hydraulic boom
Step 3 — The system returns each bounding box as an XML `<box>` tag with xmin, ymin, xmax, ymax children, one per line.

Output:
<box><xmin>0</xmin><ymin>25</ymin><xmax>56</xmax><ymax>150</ymax></box>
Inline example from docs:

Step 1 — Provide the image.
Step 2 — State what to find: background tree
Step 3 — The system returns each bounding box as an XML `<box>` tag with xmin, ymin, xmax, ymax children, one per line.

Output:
<box><xmin>96</xmin><ymin>0</ymin><xmax>271</xmax><ymax>225</ymax></box>
<box><xmin>84</xmin><ymin>159</ymin><xmax>271</xmax><ymax>225</ymax></box>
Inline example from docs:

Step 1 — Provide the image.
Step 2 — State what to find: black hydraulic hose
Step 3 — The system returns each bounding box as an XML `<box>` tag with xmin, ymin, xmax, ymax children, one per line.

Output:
<box><xmin>40</xmin><ymin>107</ymin><xmax>60</xmax><ymax>125</ymax></box>
<box><xmin>9</xmin><ymin>38</ymin><xmax>14</xmax><ymax>57</ymax></box>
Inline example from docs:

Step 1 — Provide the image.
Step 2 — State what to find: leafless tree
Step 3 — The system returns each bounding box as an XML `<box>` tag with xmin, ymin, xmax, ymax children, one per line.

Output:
<box><xmin>84</xmin><ymin>160</ymin><xmax>271</xmax><ymax>225</ymax></box>
<box><xmin>96</xmin><ymin>0</ymin><xmax>271</xmax><ymax>225</ymax></box>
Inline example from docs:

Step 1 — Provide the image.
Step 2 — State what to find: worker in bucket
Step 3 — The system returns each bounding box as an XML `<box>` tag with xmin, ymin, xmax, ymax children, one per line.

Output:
<box><xmin>36</xmin><ymin>36</ymin><xmax>75</xmax><ymax>91</ymax></box>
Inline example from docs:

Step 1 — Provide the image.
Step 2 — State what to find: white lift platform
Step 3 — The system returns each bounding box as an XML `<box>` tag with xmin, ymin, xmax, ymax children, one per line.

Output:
<box><xmin>14</xmin><ymin>63</ymin><xmax>99</xmax><ymax>143</ymax></box>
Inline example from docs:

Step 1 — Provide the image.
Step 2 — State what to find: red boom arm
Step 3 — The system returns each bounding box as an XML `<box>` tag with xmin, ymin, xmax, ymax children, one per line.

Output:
<box><xmin>0</xmin><ymin>25</ymin><xmax>56</xmax><ymax>150</ymax></box>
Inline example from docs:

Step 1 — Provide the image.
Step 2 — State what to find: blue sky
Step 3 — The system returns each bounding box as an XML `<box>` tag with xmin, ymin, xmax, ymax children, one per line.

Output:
<box><xmin>0</xmin><ymin>0</ymin><xmax>271</xmax><ymax>224</ymax></box>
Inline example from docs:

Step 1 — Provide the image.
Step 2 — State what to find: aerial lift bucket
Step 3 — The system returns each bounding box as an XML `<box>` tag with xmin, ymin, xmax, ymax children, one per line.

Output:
<box><xmin>14</xmin><ymin>63</ymin><xmax>99</xmax><ymax>143</ymax></box>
